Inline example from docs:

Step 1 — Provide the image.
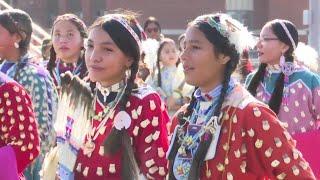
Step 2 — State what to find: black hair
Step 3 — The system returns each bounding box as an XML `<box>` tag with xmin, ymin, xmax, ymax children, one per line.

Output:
<box><xmin>41</xmin><ymin>38</ymin><xmax>52</xmax><ymax>60</ymax></box>
<box><xmin>247</xmin><ymin>19</ymin><xmax>298</xmax><ymax>114</ymax></box>
<box><xmin>0</xmin><ymin>9</ymin><xmax>32</xmax><ymax>56</ymax></box>
<box><xmin>156</xmin><ymin>38</ymin><xmax>177</xmax><ymax>88</ymax></box>
<box><xmin>0</xmin><ymin>9</ymin><xmax>33</xmax><ymax>81</ymax></box>
<box><xmin>178</xmin><ymin>33</ymin><xmax>186</xmax><ymax>51</ymax></box>
<box><xmin>168</xmin><ymin>14</ymin><xmax>240</xmax><ymax>179</ymax></box>
<box><xmin>47</xmin><ymin>14</ymin><xmax>88</xmax><ymax>80</ymax></box>
<box><xmin>90</xmin><ymin>11</ymin><xmax>143</xmax><ymax>179</ymax></box>
<box><xmin>143</xmin><ymin>16</ymin><xmax>161</xmax><ymax>32</ymax></box>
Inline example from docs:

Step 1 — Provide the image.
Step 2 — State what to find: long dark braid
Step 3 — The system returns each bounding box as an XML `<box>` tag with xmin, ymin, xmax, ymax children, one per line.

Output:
<box><xmin>268</xmin><ymin>52</ymin><xmax>294</xmax><ymax>114</ymax></box>
<box><xmin>156</xmin><ymin>51</ymin><xmax>162</xmax><ymax>87</ymax></box>
<box><xmin>247</xmin><ymin>19</ymin><xmax>298</xmax><ymax>114</ymax></box>
<box><xmin>47</xmin><ymin>46</ymin><xmax>57</xmax><ymax>77</ymax></box>
<box><xmin>76</xmin><ymin>47</ymin><xmax>88</xmax><ymax>79</ymax></box>
<box><xmin>168</xmin><ymin>87</ymin><xmax>197</xmax><ymax>180</ymax></box>
<box><xmin>103</xmin><ymin>57</ymin><xmax>139</xmax><ymax>179</ymax></box>
<box><xmin>247</xmin><ymin>63</ymin><xmax>268</xmax><ymax>96</ymax></box>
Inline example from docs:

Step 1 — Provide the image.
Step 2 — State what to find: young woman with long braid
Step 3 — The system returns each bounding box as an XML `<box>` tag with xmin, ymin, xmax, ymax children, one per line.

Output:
<box><xmin>245</xmin><ymin>19</ymin><xmax>320</xmax><ymax>177</ymax></box>
<box><xmin>42</xmin><ymin>11</ymin><xmax>169</xmax><ymax>179</ymax></box>
<box><xmin>47</xmin><ymin>14</ymin><xmax>88</xmax><ymax>87</ymax></box>
<box><xmin>167</xmin><ymin>13</ymin><xmax>315</xmax><ymax>179</ymax></box>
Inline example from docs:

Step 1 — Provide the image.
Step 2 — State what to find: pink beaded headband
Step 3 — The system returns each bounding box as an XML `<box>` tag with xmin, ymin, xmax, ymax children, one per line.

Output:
<box><xmin>107</xmin><ymin>15</ymin><xmax>142</xmax><ymax>49</ymax></box>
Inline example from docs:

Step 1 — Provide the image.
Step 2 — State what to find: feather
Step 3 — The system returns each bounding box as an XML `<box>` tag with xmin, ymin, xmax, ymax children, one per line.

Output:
<box><xmin>294</xmin><ymin>42</ymin><xmax>319</xmax><ymax>72</ymax></box>
<box><xmin>141</xmin><ymin>39</ymin><xmax>159</xmax><ymax>74</ymax></box>
<box><xmin>45</xmin><ymin>71</ymin><xmax>93</xmax><ymax>175</ymax></box>
<box><xmin>40</xmin><ymin>146</ymin><xmax>59</xmax><ymax>180</ymax></box>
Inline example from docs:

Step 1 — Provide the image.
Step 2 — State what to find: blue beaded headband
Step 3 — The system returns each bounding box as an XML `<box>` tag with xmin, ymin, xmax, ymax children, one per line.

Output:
<box><xmin>193</xmin><ymin>14</ymin><xmax>254</xmax><ymax>53</ymax></box>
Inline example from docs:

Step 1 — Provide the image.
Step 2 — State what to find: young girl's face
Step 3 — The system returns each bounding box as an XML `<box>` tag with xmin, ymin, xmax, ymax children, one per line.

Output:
<box><xmin>85</xmin><ymin>27</ymin><xmax>132</xmax><ymax>87</ymax></box>
<box><xmin>0</xmin><ymin>24</ymin><xmax>19</xmax><ymax>59</ymax></box>
<box><xmin>145</xmin><ymin>22</ymin><xmax>160</xmax><ymax>40</ymax></box>
<box><xmin>159</xmin><ymin>41</ymin><xmax>179</xmax><ymax>67</ymax></box>
<box><xmin>181</xmin><ymin>26</ymin><xmax>228</xmax><ymax>92</ymax></box>
<box><xmin>52</xmin><ymin>20</ymin><xmax>83</xmax><ymax>63</ymax></box>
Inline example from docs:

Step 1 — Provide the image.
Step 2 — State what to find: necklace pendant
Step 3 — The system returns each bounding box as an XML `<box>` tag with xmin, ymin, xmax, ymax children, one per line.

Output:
<box><xmin>83</xmin><ymin>140</ymin><xmax>95</xmax><ymax>157</ymax></box>
<box><xmin>178</xmin><ymin>146</ymin><xmax>187</xmax><ymax>156</ymax></box>
<box><xmin>208</xmin><ymin>126</ymin><xmax>216</xmax><ymax>134</ymax></box>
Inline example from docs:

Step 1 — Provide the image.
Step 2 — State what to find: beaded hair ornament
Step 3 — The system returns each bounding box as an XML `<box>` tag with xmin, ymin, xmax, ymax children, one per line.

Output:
<box><xmin>277</xmin><ymin>20</ymin><xmax>318</xmax><ymax>72</ymax></box>
<box><xmin>277</xmin><ymin>21</ymin><xmax>297</xmax><ymax>105</ymax></box>
<box><xmin>193</xmin><ymin>14</ymin><xmax>255</xmax><ymax>53</ymax></box>
<box><xmin>102</xmin><ymin>15</ymin><xmax>146</xmax><ymax>50</ymax></box>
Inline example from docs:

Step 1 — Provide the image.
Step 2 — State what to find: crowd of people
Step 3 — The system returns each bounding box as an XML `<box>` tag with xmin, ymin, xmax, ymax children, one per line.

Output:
<box><xmin>0</xmin><ymin>7</ymin><xmax>319</xmax><ymax>180</ymax></box>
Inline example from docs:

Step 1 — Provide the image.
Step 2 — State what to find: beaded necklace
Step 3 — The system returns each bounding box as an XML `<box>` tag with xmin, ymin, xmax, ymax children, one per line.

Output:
<box><xmin>83</xmin><ymin>81</ymin><xmax>126</xmax><ymax>157</ymax></box>
<box><xmin>173</xmin><ymin>80</ymin><xmax>235</xmax><ymax>179</ymax></box>
<box><xmin>54</xmin><ymin>59</ymin><xmax>83</xmax><ymax>86</ymax></box>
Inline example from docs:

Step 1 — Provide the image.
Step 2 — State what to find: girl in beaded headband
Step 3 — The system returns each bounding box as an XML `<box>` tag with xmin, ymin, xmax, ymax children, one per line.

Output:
<box><xmin>47</xmin><ymin>14</ymin><xmax>88</xmax><ymax>87</ymax></box>
<box><xmin>246</xmin><ymin>19</ymin><xmax>320</xmax><ymax>176</ymax></box>
<box><xmin>43</xmin><ymin>10</ymin><xmax>169</xmax><ymax>179</ymax></box>
<box><xmin>85</xmin><ymin>11</ymin><xmax>168</xmax><ymax>179</ymax></box>
<box><xmin>167</xmin><ymin>13</ymin><xmax>315</xmax><ymax>179</ymax></box>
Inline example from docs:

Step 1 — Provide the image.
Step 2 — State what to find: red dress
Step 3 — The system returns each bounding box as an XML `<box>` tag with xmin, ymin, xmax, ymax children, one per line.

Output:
<box><xmin>170</xmin><ymin>85</ymin><xmax>316</xmax><ymax>179</ymax></box>
<box><xmin>74</xmin><ymin>86</ymin><xmax>169</xmax><ymax>179</ymax></box>
<box><xmin>0</xmin><ymin>72</ymin><xmax>40</xmax><ymax>176</ymax></box>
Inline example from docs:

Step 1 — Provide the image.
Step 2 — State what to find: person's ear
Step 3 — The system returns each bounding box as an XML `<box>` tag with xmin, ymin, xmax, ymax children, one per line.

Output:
<box><xmin>217</xmin><ymin>54</ymin><xmax>231</xmax><ymax>65</ymax></box>
<box><xmin>125</xmin><ymin>58</ymin><xmax>133</xmax><ymax>68</ymax></box>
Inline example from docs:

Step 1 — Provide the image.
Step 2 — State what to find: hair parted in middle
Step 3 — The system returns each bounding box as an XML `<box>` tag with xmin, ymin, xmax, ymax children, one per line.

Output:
<box><xmin>156</xmin><ymin>38</ymin><xmax>177</xmax><ymax>88</ymax></box>
<box><xmin>48</xmin><ymin>13</ymin><xmax>88</xmax><ymax>79</ymax></box>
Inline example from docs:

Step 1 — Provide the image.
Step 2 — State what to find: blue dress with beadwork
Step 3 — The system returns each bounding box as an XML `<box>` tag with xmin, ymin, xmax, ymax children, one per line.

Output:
<box><xmin>0</xmin><ymin>54</ymin><xmax>58</xmax><ymax>180</ymax></box>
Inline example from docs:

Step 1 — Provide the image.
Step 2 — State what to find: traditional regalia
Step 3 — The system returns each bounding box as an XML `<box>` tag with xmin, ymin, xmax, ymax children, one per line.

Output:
<box><xmin>0</xmin><ymin>72</ymin><xmax>40</xmax><ymax>179</ymax></box>
<box><xmin>245</xmin><ymin>63</ymin><xmax>320</xmax><ymax>176</ymax></box>
<box><xmin>46</xmin><ymin>58</ymin><xmax>86</xmax><ymax>87</ymax></box>
<box><xmin>0</xmin><ymin>54</ymin><xmax>58</xmax><ymax>179</ymax></box>
<box><xmin>42</xmin><ymin>73</ymin><xmax>169</xmax><ymax>179</ymax></box>
<box><xmin>168</xmin><ymin>81</ymin><xmax>316</xmax><ymax>179</ymax></box>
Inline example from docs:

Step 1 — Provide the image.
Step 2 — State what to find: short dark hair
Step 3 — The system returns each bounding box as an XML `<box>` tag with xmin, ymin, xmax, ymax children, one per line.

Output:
<box><xmin>143</xmin><ymin>16</ymin><xmax>161</xmax><ymax>32</ymax></box>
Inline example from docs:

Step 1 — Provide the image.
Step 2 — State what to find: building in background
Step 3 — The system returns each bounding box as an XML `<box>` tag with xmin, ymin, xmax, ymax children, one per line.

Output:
<box><xmin>5</xmin><ymin>0</ymin><xmax>308</xmax><ymax>41</ymax></box>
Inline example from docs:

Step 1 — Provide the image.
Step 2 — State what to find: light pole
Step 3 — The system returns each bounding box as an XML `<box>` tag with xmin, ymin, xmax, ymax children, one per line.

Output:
<box><xmin>308</xmin><ymin>0</ymin><xmax>320</xmax><ymax>72</ymax></box>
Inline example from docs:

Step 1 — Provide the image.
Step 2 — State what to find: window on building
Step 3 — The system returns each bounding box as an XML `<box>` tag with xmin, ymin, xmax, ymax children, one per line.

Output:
<box><xmin>226</xmin><ymin>0</ymin><xmax>254</xmax><ymax>29</ymax></box>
